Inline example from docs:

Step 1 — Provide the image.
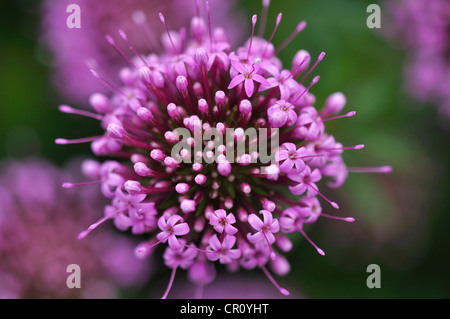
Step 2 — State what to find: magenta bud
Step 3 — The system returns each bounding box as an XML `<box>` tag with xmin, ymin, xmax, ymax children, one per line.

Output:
<box><xmin>134</xmin><ymin>162</ymin><xmax>151</xmax><ymax>176</ymax></box>
<box><xmin>321</xmin><ymin>92</ymin><xmax>347</xmax><ymax>117</ymax></box>
<box><xmin>194</xmin><ymin>174</ymin><xmax>207</xmax><ymax>185</ymax></box>
<box><xmin>167</xmin><ymin>103</ymin><xmax>179</xmax><ymax>118</ymax></box>
<box><xmin>176</xmin><ymin>75</ymin><xmax>188</xmax><ymax>93</ymax></box>
<box><xmin>180</xmin><ymin>199</ymin><xmax>196</xmax><ymax>214</ymax></box>
<box><xmin>215</xmin><ymin>90</ymin><xmax>226</xmax><ymax>106</ymax></box>
<box><xmin>137</xmin><ymin>107</ymin><xmax>154</xmax><ymax>122</ymax></box>
<box><xmin>107</xmin><ymin>123</ymin><xmax>126</xmax><ymax>139</ymax></box>
<box><xmin>150</xmin><ymin>149</ymin><xmax>165</xmax><ymax>161</ymax></box>
<box><xmin>195</xmin><ymin>47</ymin><xmax>208</xmax><ymax>68</ymax></box>
<box><xmin>192</xmin><ymin>163</ymin><xmax>203</xmax><ymax>172</ymax></box>
<box><xmin>124</xmin><ymin>180</ymin><xmax>142</xmax><ymax>195</ymax></box>
<box><xmin>175</xmin><ymin>183</ymin><xmax>190</xmax><ymax>194</ymax></box>
<box><xmin>89</xmin><ymin>93</ymin><xmax>111</xmax><ymax>113</ymax></box>
<box><xmin>198</xmin><ymin>98</ymin><xmax>209</xmax><ymax>113</ymax></box>
<box><xmin>164</xmin><ymin>156</ymin><xmax>179</xmax><ymax>168</ymax></box>
<box><xmin>217</xmin><ymin>160</ymin><xmax>232</xmax><ymax>177</ymax></box>
<box><xmin>239</xmin><ymin>99</ymin><xmax>252</xmax><ymax>115</ymax></box>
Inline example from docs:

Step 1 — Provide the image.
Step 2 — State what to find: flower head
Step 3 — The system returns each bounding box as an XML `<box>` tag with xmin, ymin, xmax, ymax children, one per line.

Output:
<box><xmin>58</xmin><ymin>0</ymin><xmax>390</xmax><ymax>298</ymax></box>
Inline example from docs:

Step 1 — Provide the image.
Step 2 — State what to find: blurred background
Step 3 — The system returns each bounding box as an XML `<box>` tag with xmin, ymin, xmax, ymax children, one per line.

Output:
<box><xmin>0</xmin><ymin>0</ymin><xmax>449</xmax><ymax>298</ymax></box>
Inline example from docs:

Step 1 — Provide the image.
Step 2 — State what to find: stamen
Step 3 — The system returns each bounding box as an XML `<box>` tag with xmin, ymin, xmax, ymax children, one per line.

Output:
<box><xmin>321</xmin><ymin>144</ymin><xmax>365</xmax><ymax>151</ymax></box>
<box><xmin>347</xmin><ymin>166</ymin><xmax>393</xmax><ymax>173</ymax></box>
<box><xmin>261</xmin><ymin>265</ymin><xmax>290</xmax><ymax>296</ymax></box>
<box><xmin>262</xmin><ymin>13</ymin><xmax>282</xmax><ymax>58</ymax></box>
<box><xmin>59</xmin><ymin>105</ymin><xmax>103</xmax><ymax>121</ymax></box>
<box><xmin>161</xmin><ymin>266</ymin><xmax>177</xmax><ymax>299</ymax></box>
<box><xmin>159</xmin><ymin>13</ymin><xmax>178</xmax><ymax>54</ymax></box>
<box><xmin>321</xmin><ymin>213</ymin><xmax>355</xmax><ymax>222</ymax></box>
<box><xmin>298</xmin><ymin>228</ymin><xmax>325</xmax><ymax>255</ymax></box>
<box><xmin>62</xmin><ymin>180</ymin><xmax>102</xmax><ymax>188</ymax></box>
<box><xmin>247</xmin><ymin>15</ymin><xmax>258</xmax><ymax>60</ymax></box>
<box><xmin>105</xmin><ymin>35</ymin><xmax>134</xmax><ymax>66</ymax></box>
<box><xmin>78</xmin><ymin>209</ymin><xmax>121</xmax><ymax>239</ymax></box>
<box><xmin>205</xmin><ymin>1</ymin><xmax>213</xmax><ymax>47</ymax></box>
<box><xmin>305</xmin><ymin>182</ymin><xmax>339</xmax><ymax>209</ymax></box>
<box><xmin>118</xmin><ymin>29</ymin><xmax>148</xmax><ymax>66</ymax></box>
<box><xmin>293</xmin><ymin>75</ymin><xmax>320</xmax><ymax>103</ymax></box>
<box><xmin>299</xmin><ymin>51</ymin><xmax>325</xmax><ymax>85</ymax></box>
<box><xmin>275</xmin><ymin>21</ymin><xmax>306</xmax><ymax>55</ymax></box>
<box><xmin>322</xmin><ymin>111</ymin><xmax>356</xmax><ymax>122</ymax></box>
<box><xmin>55</xmin><ymin>136</ymin><xmax>101</xmax><ymax>145</ymax></box>
<box><xmin>90</xmin><ymin>69</ymin><xmax>126</xmax><ymax>96</ymax></box>
<box><xmin>257</xmin><ymin>0</ymin><xmax>271</xmax><ymax>37</ymax></box>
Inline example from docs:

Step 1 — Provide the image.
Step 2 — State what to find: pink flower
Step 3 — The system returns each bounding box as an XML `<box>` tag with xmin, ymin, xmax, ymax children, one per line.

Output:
<box><xmin>267</xmin><ymin>100</ymin><xmax>298</xmax><ymax>128</ymax></box>
<box><xmin>288</xmin><ymin>166</ymin><xmax>322</xmax><ymax>197</ymax></box>
<box><xmin>276</xmin><ymin>142</ymin><xmax>307</xmax><ymax>173</ymax></box>
<box><xmin>247</xmin><ymin>210</ymin><xmax>280</xmax><ymax>245</ymax></box>
<box><xmin>206</xmin><ymin>235</ymin><xmax>241</xmax><ymax>264</ymax></box>
<box><xmin>157</xmin><ymin>214</ymin><xmax>190</xmax><ymax>249</ymax></box>
<box><xmin>209</xmin><ymin>209</ymin><xmax>238</xmax><ymax>235</ymax></box>
<box><xmin>228</xmin><ymin>60</ymin><xmax>270</xmax><ymax>97</ymax></box>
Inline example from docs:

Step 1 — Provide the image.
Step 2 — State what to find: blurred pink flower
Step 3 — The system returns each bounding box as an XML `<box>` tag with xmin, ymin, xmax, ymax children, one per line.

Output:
<box><xmin>0</xmin><ymin>158</ymin><xmax>152</xmax><ymax>298</ymax></box>
<box><xmin>385</xmin><ymin>0</ymin><xmax>450</xmax><ymax>118</ymax></box>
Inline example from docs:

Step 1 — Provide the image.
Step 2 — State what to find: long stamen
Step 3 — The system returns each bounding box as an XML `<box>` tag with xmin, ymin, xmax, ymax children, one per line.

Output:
<box><xmin>59</xmin><ymin>105</ymin><xmax>103</xmax><ymax>121</ymax></box>
<box><xmin>293</xmin><ymin>75</ymin><xmax>320</xmax><ymax>103</ymax></box>
<box><xmin>275</xmin><ymin>21</ymin><xmax>306</xmax><ymax>55</ymax></box>
<box><xmin>321</xmin><ymin>213</ymin><xmax>355</xmax><ymax>222</ymax></box>
<box><xmin>78</xmin><ymin>209</ymin><xmax>121</xmax><ymax>239</ymax></box>
<box><xmin>261</xmin><ymin>265</ymin><xmax>290</xmax><ymax>296</ymax></box>
<box><xmin>347</xmin><ymin>166</ymin><xmax>393</xmax><ymax>173</ymax></box>
<box><xmin>299</xmin><ymin>51</ymin><xmax>325</xmax><ymax>85</ymax></box>
<box><xmin>90</xmin><ymin>69</ymin><xmax>126</xmax><ymax>96</ymax></box>
<box><xmin>159</xmin><ymin>13</ymin><xmax>178</xmax><ymax>54</ymax></box>
<box><xmin>305</xmin><ymin>182</ymin><xmax>339</xmax><ymax>209</ymax></box>
<box><xmin>118</xmin><ymin>29</ymin><xmax>148</xmax><ymax>66</ymax></box>
<box><xmin>298</xmin><ymin>228</ymin><xmax>325</xmax><ymax>255</ymax></box>
<box><xmin>262</xmin><ymin>13</ymin><xmax>282</xmax><ymax>58</ymax></box>
<box><xmin>62</xmin><ymin>180</ymin><xmax>103</xmax><ymax>188</ymax></box>
<box><xmin>105</xmin><ymin>35</ymin><xmax>134</xmax><ymax>66</ymax></box>
<box><xmin>322</xmin><ymin>111</ymin><xmax>356</xmax><ymax>122</ymax></box>
<box><xmin>247</xmin><ymin>15</ymin><xmax>258</xmax><ymax>60</ymax></box>
<box><xmin>205</xmin><ymin>1</ymin><xmax>213</xmax><ymax>48</ymax></box>
<box><xmin>258</xmin><ymin>0</ymin><xmax>270</xmax><ymax>37</ymax></box>
<box><xmin>161</xmin><ymin>266</ymin><xmax>177</xmax><ymax>299</ymax></box>
<box><xmin>321</xmin><ymin>144</ymin><xmax>364</xmax><ymax>151</ymax></box>
<box><xmin>55</xmin><ymin>136</ymin><xmax>102</xmax><ymax>145</ymax></box>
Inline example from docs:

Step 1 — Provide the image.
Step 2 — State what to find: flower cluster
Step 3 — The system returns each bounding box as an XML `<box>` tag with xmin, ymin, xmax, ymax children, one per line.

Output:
<box><xmin>0</xmin><ymin>158</ymin><xmax>151</xmax><ymax>298</ymax></box>
<box><xmin>58</xmin><ymin>0</ymin><xmax>390</xmax><ymax>298</ymax></box>
<box><xmin>385</xmin><ymin>0</ymin><xmax>450</xmax><ymax>118</ymax></box>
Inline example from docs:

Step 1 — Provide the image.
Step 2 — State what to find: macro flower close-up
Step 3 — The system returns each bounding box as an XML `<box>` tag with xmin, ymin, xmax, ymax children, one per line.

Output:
<box><xmin>0</xmin><ymin>0</ymin><xmax>449</xmax><ymax>304</ymax></box>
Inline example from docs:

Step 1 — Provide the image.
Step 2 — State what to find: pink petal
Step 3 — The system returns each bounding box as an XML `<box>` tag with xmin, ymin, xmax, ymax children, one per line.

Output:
<box><xmin>228</xmin><ymin>249</ymin><xmax>241</xmax><ymax>259</ymax></box>
<box><xmin>222</xmin><ymin>235</ymin><xmax>236</xmax><ymax>250</ymax></box>
<box><xmin>247</xmin><ymin>231</ymin><xmax>264</xmax><ymax>244</ymax></box>
<box><xmin>289</xmin><ymin>183</ymin><xmax>307</xmax><ymax>195</ymax></box>
<box><xmin>282</xmin><ymin>142</ymin><xmax>297</xmax><ymax>153</ymax></box>
<box><xmin>228</xmin><ymin>74</ymin><xmax>245</xmax><ymax>89</ymax></box>
<box><xmin>248</xmin><ymin>213</ymin><xmax>264</xmax><ymax>231</ymax></box>
<box><xmin>225</xmin><ymin>224</ymin><xmax>238</xmax><ymax>235</ymax></box>
<box><xmin>173</xmin><ymin>223</ymin><xmax>190</xmax><ymax>236</ymax></box>
<box><xmin>169</xmin><ymin>235</ymin><xmax>183</xmax><ymax>249</ymax></box>
<box><xmin>244</xmin><ymin>78</ymin><xmax>255</xmax><ymax>97</ymax></box>
<box><xmin>209</xmin><ymin>234</ymin><xmax>222</xmax><ymax>251</ymax></box>
<box><xmin>231</xmin><ymin>60</ymin><xmax>247</xmax><ymax>74</ymax></box>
